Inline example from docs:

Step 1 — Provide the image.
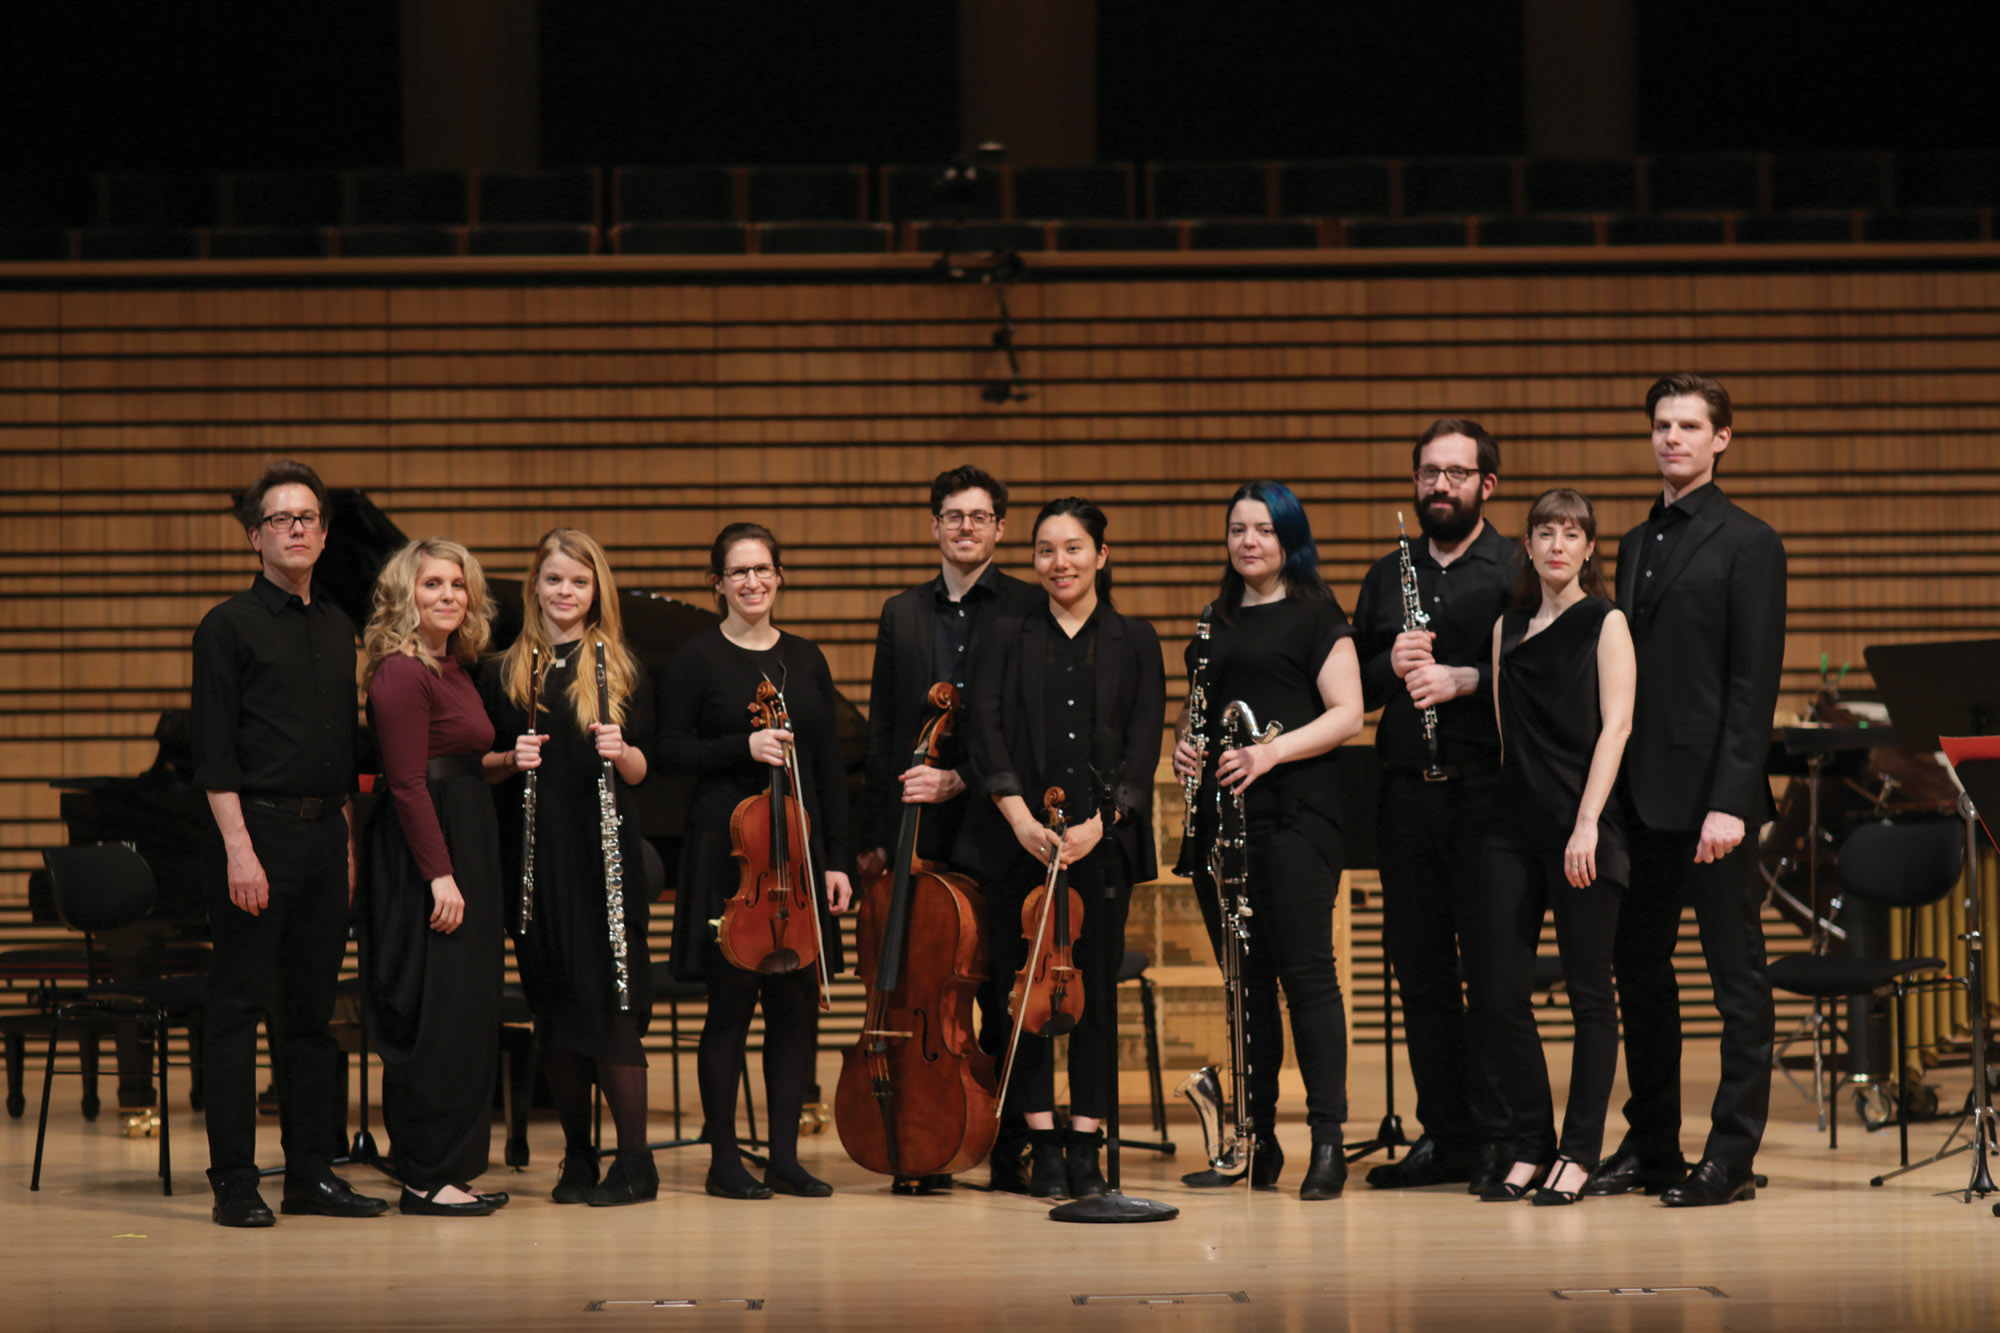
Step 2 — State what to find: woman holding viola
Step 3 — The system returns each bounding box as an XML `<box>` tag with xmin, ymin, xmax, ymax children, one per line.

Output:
<box><xmin>655</xmin><ymin>522</ymin><xmax>853</xmax><ymax>1200</ymax></box>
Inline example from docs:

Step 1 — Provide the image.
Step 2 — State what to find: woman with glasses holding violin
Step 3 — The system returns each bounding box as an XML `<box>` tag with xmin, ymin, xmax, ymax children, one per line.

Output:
<box><xmin>956</xmin><ymin>497</ymin><xmax>1165</xmax><ymax>1200</ymax></box>
<box><xmin>655</xmin><ymin>522</ymin><xmax>854</xmax><ymax>1200</ymax></box>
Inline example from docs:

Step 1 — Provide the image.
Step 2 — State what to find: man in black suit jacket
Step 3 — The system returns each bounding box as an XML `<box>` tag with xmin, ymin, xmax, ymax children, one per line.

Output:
<box><xmin>859</xmin><ymin>464</ymin><xmax>1037</xmax><ymax>1191</ymax></box>
<box><xmin>1590</xmin><ymin>374</ymin><xmax>1788</xmax><ymax>1207</ymax></box>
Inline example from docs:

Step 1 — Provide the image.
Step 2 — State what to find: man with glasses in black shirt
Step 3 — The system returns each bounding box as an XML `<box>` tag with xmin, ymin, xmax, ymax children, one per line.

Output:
<box><xmin>191</xmin><ymin>461</ymin><xmax>386</xmax><ymax>1227</ymax></box>
<box><xmin>860</xmin><ymin>464</ymin><xmax>1037</xmax><ymax>1192</ymax></box>
<box><xmin>1353</xmin><ymin>419</ymin><xmax>1519</xmax><ymax>1192</ymax></box>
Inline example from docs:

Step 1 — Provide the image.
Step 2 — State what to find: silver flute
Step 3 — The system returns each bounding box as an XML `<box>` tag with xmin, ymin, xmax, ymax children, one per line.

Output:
<box><xmin>594</xmin><ymin>641</ymin><xmax>631</xmax><ymax>1011</ymax></box>
<box><xmin>1171</xmin><ymin>606</ymin><xmax>1213</xmax><ymax>877</ymax></box>
<box><xmin>1177</xmin><ymin>697</ymin><xmax>1283</xmax><ymax>1181</ymax></box>
<box><xmin>1397</xmin><ymin>511</ymin><xmax>1445</xmax><ymax>781</ymax></box>
<box><xmin>519</xmin><ymin>647</ymin><xmax>541</xmax><ymax>931</ymax></box>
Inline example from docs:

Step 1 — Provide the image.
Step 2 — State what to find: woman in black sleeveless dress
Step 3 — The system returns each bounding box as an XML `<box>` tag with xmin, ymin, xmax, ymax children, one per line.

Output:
<box><xmin>1477</xmin><ymin>489</ymin><xmax>1636</xmax><ymax>1206</ymax></box>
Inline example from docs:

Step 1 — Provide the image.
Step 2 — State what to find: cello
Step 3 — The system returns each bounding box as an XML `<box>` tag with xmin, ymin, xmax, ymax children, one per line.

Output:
<box><xmin>720</xmin><ymin>679</ymin><xmax>833</xmax><ymax>1008</ymax></box>
<box><xmin>995</xmin><ymin>786</ymin><xmax>1087</xmax><ymax>1114</ymax></box>
<box><xmin>834</xmin><ymin>683</ymin><xmax>999</xmax><ymax>1180</ymax></box>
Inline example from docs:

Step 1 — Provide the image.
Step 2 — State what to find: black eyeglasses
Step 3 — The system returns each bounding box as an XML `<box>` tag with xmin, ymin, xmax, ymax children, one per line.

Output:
<box><xmin>1414</xmin><ymin>466</ymin><xmax>1479</xmax><ymax>486</ymax></box>
<box><xmin>260</xmin><ymin>511</ymin><xmax>324</xmax><ymax>532</ymax></box>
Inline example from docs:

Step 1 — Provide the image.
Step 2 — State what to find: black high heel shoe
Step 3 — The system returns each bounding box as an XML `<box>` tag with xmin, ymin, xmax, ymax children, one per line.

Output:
<box><xmin>1531</xmin><ymin>1155</ymin><xmax>1590</xmax><ymax>1207</ymax></box>
<box><xmin>1477</xmin><ymin>1161</ymin><xmax>1549</xmax><ymax>1201</ymax></box>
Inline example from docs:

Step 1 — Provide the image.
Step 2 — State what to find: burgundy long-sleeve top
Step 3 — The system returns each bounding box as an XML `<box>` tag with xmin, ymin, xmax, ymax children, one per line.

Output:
<box><xmin>368</xmin><ymin>652</ymin><xmax>494</xmax><ymax>882</ymax></box>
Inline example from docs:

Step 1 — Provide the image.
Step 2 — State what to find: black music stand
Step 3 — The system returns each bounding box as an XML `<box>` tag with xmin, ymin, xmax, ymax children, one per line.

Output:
<box><xmin>1334</xmin><ymin>748</ymin><xmax>1408</xmax><ymax>1166</ymax></box>
<box><xmin>1861</xmin><ymin>639</ymin><xmax>2000</xmax><ymax>1202</ymax></box>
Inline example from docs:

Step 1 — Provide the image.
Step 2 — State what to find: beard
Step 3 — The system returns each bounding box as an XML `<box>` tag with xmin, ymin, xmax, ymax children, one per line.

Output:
<box><xmin>1416</xmin><ymin>492</ymin><xmax>1482</xmax><ymax>544</ymax></box>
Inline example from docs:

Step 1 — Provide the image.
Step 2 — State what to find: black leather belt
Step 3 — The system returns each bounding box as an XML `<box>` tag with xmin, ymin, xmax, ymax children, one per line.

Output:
<box><xmin>1389</xmin><ymin>756</ymin><xmax>1502</xmax><ymax>783</ymax></box>
<box><xmin>425</xmin><ymin>753</ymin><xmax>485</xmax><ymax>782</ymax></box>
<box><xmin>243</xmin><ymin>792</ymin><xmax>343</xmax><ymax>820</ymax></box>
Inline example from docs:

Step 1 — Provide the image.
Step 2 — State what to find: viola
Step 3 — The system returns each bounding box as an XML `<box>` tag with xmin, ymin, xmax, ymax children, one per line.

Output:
<box><xmin>834</xmin><ymin>682</ymin><xmax>999</xmax><ymax>1179</ymax></box>
<box><xmin>995</xmin><ymin>787</ymin><xmax>1086</xmax><ymax>1113</ymax></box>
<box><xmin>720</xmin><ymin>679</ymin><xmax>832</xmax><ymax>1006</ymax></box>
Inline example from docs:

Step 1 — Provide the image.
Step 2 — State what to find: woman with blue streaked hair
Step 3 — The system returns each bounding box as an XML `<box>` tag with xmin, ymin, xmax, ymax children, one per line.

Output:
<box><xmin>1170</xmin><ymin>480</ymin><xmax>1366</xmax><ymax>1200</ymax></box>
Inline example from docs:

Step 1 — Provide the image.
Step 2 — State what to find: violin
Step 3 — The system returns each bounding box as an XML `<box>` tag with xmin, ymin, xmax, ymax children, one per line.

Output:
<box><xmin>721</xmin><ymin>679</ymin><xmax>832</xmax><ymax>1007</ymax></box>
<box><xmin>995</xmin><ymin>786</ymin><xmax>1086</xmax><ymax>1114</ymax></box>
<box><xmin>834</xmin><ymin>682</ymin><xmax>999</xmax><ymax>1179</ymax></box>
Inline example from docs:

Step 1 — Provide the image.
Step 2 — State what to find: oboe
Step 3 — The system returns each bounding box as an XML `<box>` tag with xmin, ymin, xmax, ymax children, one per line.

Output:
<box><xmin>1170</xmin><ymin>606</ymin><xmax>1214</xmax><ymax>877</ymax></box>
<box><xmin>518</xmin><ymin>647</ymin><xmax>541</xmax><ymax>931</ymax></box>
<box><xmin>594</xmin><ymin>641</ymin><xmax>632</xmax><ymax>1011</ymax></box>
<box><xmin>1397</xmin><ymin>511</ymin><xmax>1445</xmax><ymax>782</ymax></box>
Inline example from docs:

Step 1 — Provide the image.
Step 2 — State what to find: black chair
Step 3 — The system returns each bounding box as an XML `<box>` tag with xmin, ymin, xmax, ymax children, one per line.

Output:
<box><xmin>881</xmin><ymin>164</ymin><xmax>1004</xmax><ymax>222</ymax></box>
<box><xmin>102</xmin><ymin>171</ymin><xmax>216</xmax><ymax>227</ymax></box>
<box><xmin>208</xmin><ymin>227</ymin><xmax>332</xmax><ymax>260</ymax></box>
<box><xmin>467</xmin><ymin>224</ymin><xmax>598</xmax><ymax>256</ymax></box>
<box><xmin>1864</xmin><ymin>210</ymin><xmax>1983</xmax><ymax>244</ymax></box>
<box><xmin>756</xmin><ymin>222</ymin><xmax>892</xmax><ymax>254</ymax></box>
<box><xmin>227</xmin><ymin>170</ymin><xmax>345</xmax><ymax>227</ymax></box>
<box><xmin>1189</xmin><ymin>220</ymin><xmax>1318</xmax><ymax>250</ymax></box>
<box><xmin>1401</xmin><ymin>157</ymin><xmax>1516</xmax><ymax>217</ymax></box>
<box><xmin>351</xmin><ymin>169</ymin><xmax>470</xmax><ymax>226</ymax></box>
<box><xmin>915</xmin><ymin>221</ymin><xmax>1048</xmax><ymax>254</ymax></box>
<box><xmin>1896</xmin><ymin>150</ymin><xmax>2000</xmax><ymax>209</ymax></box>
<box><xmin>1052</xmin><ymin>221</ymin><xmax>1182</xmax><ymax>251</ymax></box>
<box><xmin>1149</xmin><ymin>162</ymin><xmax>1270</xmax><ymax>219</ymax></box>
<box><xmin>745</xmin><ymin>165</ymin><xmax>868</xmax><ymax>222</ymax></box>
<box><xmin>1013</xmin><ymin>165</ymin><xmax>1133</xmax><ymax>221</ymax></box>
<box><xmin>612</xmin><ymin>166</ymin><xmax>737</xmax><ymax>224</ymax></box>
<box><xmin>478</xmin><ymin>168</ymin><xmax>601</xmax><ymax>225</ymax></box>
<box><xmin>1277</xmin><ymin>160</ymin><xmax>1391</xmax><ymax>220</ymax></box>
<box><xmin>0</xmin><ymin>172</ymin><xmax>95</xmax><ymax>228</ymax></box>
<box><xmin>1768</xmin><ymin>817</ymin><xmax>1965</xmax><ymax>1162</ymax></box>
<box><xmin>613</xmin><ymin>222</ymin><xmax>750</xmax><ymax>255</ymax></box>
<box><xmin>30</xmin><ymin>844</ymin><xmax>207</xmax><ymax>1196</ymax></box>
<box><xmin>1342</xmin><ymin>218</ymin><xmax>1468</xmax><ymax>249</ymax></box>
<box><xmin>1734</xmin><ymin>212</ymin><xmax>1856</xmax><ymax>245</ymax></box>
<box><xmin>1770</xmin><ymin>151</ymin><xmax>1887</xmax><ymax>211</ymax></box>
<box><xmin>0</xmin><ymin>227</ymin><xmax>70</xmax><ymax>261</ymax></box>
<box><xmin>2</xmin><ymin>870</ymin><xmax>98</xmax><ymax>1119</ymax></box>
<box><xmin>1525</xmin><ymin>158</ymin><xmax>1638</xmax><ymax>214</ymax></box>
<box><xmin>1606</xmin><ymin>213</ymin><xmax>1727</xmax><ymax>246</ymax></box>
<box><xmin>78</xmin><ymin>228</ymin><xmax>201</xmax><ymax>261</ymax></box>
<box><xmin>1477</xmin><ymin>215</ymin><xmax>1596</xmax><ymax>247</ymax></box>
<box><xmin>337</xmin><ymin>225</ymin><xmax>463</xmax><ymax>258</ymax></box>
<box><xmin>1646</xmin><ymin>153</ymin><xmax>1762</xmax><ymax>213</ymax></box>
<box><xmin>1114</xmin><ymin>950</ymin><xmax>1174</xmax><ymax>1156</ymax></box>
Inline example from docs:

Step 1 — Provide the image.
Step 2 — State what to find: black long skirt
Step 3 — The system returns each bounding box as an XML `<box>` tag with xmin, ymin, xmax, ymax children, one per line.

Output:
<box><xmin>361</xmin><ymin>769</ymin><xmax>504</xmax><ymax>1189</ymax></box>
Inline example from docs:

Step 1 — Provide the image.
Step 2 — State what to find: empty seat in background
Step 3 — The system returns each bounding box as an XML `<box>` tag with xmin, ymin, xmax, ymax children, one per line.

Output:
<box><xmin>1149</xmin><ymin>163</ymin><xmax>1269</xmax><ymax>219</ymax></box>
<box><xmin>1647</xmin><ymin>153</ymin><xmax>1761</xmax><ymax>212</ymax></box>
<box><xmin>1525</xmin><ymin>158</ymin><xmax>1638</xmax><ymax>213</ymax></box>
<box><xmin>467</xmin><ymin>224</ymin><xmax>598</xmax><ymax>255</ymax></box>
<box><xmin>338</xmin><ymin>225</ymin><xmax>463</xmax><ymax>257</ymax></box>
<box><xmin>1606</xmin><ymin>214</ymin><xmax>1727</xmax><ymax>245</ymax></box>
<box><xmin>227</xmin><ymin>170</ymin><xmax>344</xmax><ymax>227</ymax></box>
<box><xmin>756</xmin><ymin>222</ymin><xmax>892</xmax><ymax>253</ymax></box>
<box><xmin>351</xmin><ymin>169</ymin><xmax>470</xmax><ymax>225</ymax></box>
<box><xmin>478</xmin><ymin>168</ymin><xmax>601</xmax><ymax>224</ymax></box>
<box><xmin>0</xmin><ymin>228</ymin><xmax>71</xmax><ymax>261</ymax></box>
<box><xmin>1895</xmin><ymin>150</ymin><xmax>2000</xmax><ymax>208</ymax></box>
<box><xmin>1733</xmin><ymin>212</ymin><xmax>1856</xmax><ymax>244</ymax></box>
<box><xmin>102</xmin><ymin>172</ymin><xmax>216</xmax><ymax>227</ymax></box>
<box><xmin>1477</xmin><ymin>215</ymin><xmax>1596</xmax><ymax>247</ymax></box>
<box><xmin>916</xmin><ymin>221</ymin><xmax>1048</xmax><ymax>253</ymax></box>
<box><xmin>1277</xmin><ymin>160</ymin><xmax>1392</xmax><ymax>219</ymax></box>
<box><xmin>1053</xmin><ymin>221</ymin><xmax>1181</xmax><ymax>251</ymax></box>
<box><xmin>208</xmin><ymin>228</ymin><xmax>332</xmax><ymax>260</ymax></box>
<box><xmin>745</xmin><ymin>165</ymin><xmax>868</xmax><ymax>221</ymax></box>
<box><xmin>79</xmin><ymin>228</ymin><xmax>201</xmax><ymax>260</ymax></box>
<box><xmin>1343</xmin><ymin>218</ymin><xmax>1468</xmax><ymax>248</ymax></box>
<box><xmin>1401</xmin><ymin>157</ymin><xmax>1515</xmax><ymax>216</ymax></box>
<box><xmin>1013</xmin><ymin>165</ymin><xmax>1132</xmax><ymax>220</ymax></box>
<box><xmin>613</xmin><ymin>222</ymin><xmax>749</xmax><ymax>255</ymax></box>
<box><xmin>1770</xmin><ymin>151</ymin><xmax>1885</xmax><ymax>210</ymax></box>
<box><xmin>0</xmin><ymin>173</ymin><xmax>96</xmax><ymax>228</ymax></box>
<box><xmin>612</xmin><ymin>166</ymin><xmax>737</xmax><ymax>223</ymax></box>
<box><xmin>1863</xmin><ymin>210</ymin><xmax>1983</xmax><ymax>243</ymax></box>
<box><xmin>881</xmin><ymin>164</ymin><xmax>1004</xmax><ymax>222</ymax></box>
<box><xmin>1189</xmin><ymin>219</ymin><xmax>1318</xmax><ymax>250</ymax></box>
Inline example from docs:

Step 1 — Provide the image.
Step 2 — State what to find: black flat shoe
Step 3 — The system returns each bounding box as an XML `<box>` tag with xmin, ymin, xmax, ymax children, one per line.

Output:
<box><xmin>1299</xmin><ymin>1142</ymin><xmax>1346</xmax><ymax>1201</ymax></box>
<box><xmin>705</xmin><ymin>1168</ymin><xmax>774</xmax><ymax>1200</ymax></box>
<box><xmin>1478</xmin><ymin>1161</ymin><xmax>1550</xmax><ymax>1201</ymax></box>
<box><xmin>469</xmin><ymin>1188</ymin><xmax>510</xmax><ymax>1209</ymax></box>
<box><xmin>279</xmin><ymin>1173</ymin><xmax>388</xmax><ymax>1218</ymax></box>
<box><xmin>399</xmin><ymin>1186</ymin><xmax>496</xmax><ymax>1216</ymax></box>
<box><xmin>1583</xmin><ymin>1148</ymin><xmax>1688</xmax><ymax>1196</ymax></box>
<box><xmin>212</xmin><ymin>1177</ymin><xmax>275</xmax><ymax>1228</ymax></box>
<box><xmin>1661</xmin><ymin>1158</ymin><xmax>1757</xmax><ymax>1208</ymax></box>
<box><xmin>767</xmin><ymin>1169</ymin><xmax>834</xmax><ymax>1198</ymax></box>
<box><xmin>1366</xmin><ymin>1135</ymin><xmax>1472</xmax><ymax>1190</ymax></box>
<box><xmin>1531</xmin><ymin>1156</ymin><xmax>1589</xmax><ymax>1208</ymax></box>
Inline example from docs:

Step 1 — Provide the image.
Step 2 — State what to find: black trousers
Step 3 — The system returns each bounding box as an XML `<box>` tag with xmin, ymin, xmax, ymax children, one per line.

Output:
<box><xmin>1611</xmin><ymin>824</ymin><xmax>1772</xmax><ymax>1171</ymax></box>
<box><xmin>1374</xmin><ymin>770</ymin><xmax>1506</xmax><ymax>1150</ymax></box>
<box><xmin>201</xmin><ymin>803</ymin><xmax>350</xmax><ymax>1184</ymax></box>
<box><xmin>1195</xmin><ymin>822</ymin><xmax>1348</xmax><ymax>1144</ymax></box>
<box><xmin>1479</xmin><ymin>836</ymin><xmax>1622</xmax><ymax>1166</ymax></box>
<box><xmin>983</xmin><ymin>849</ymin><xmax>1131</xmax><ymax>1120</ymax></box>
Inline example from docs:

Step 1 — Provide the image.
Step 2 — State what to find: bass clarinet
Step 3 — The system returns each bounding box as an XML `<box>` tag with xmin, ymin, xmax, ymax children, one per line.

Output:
<box><xmin>1177</xmin><ymin>698</ymin><xmax>1282</xmax><ymax>1184</ymax></box>
<box><xmin>594</xmin><ymin>641</ymin><xmax>632</xmax><ymax>1011</ymax></box>
<box><xmin>1397</xmin><ymin>511</ymin><xmax>1445</xmax><ymax>782</ymax></box>
<box><xmin>1170</xmin><ymin>606</ymin><xmax>1214</xmax><ymax>877</ymax></box>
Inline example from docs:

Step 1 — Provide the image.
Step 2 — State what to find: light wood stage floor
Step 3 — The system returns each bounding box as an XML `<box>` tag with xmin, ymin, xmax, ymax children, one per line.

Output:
<box><xmin>7</xmin><ymin>1044</ymin><xmax>1999</xmax><ymax>1332</ymax></box>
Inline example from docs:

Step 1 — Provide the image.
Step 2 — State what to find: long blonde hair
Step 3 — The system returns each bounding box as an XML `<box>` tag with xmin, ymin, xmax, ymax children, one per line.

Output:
<box><xmin>497</xmin><ymin>528</ymin><xmax>639</xmax><ymax>728</ymax></box>
<box><xmin>361</xmin><ymin>537</ymin><xmax>494</xmax><ymax>695</ymax></box>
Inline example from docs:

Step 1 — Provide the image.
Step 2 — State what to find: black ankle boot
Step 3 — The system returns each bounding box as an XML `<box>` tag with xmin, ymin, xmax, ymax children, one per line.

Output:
<box><xmin>552</xmin><ymin>1150</ymin><xmax>600</xmax><ymax>1204</ymax></box>
<box><xmin>1028</xmin><ymin>1129</ymin><xmax>1070</xmax><ymax>1199</ymax></box>
<box><xmin>1064</xmin><ymin>1127</ymin><xmax>1108</xmax><ymax>1199</ymax></box>
<box><xmin>585</xmin><ymin>1150</ymin><xmax>658</xmax><ymax>1206</ymax></box>
<box><xmin>1249</xmin><ymin>1133</ymin><xmax>1285</xmax><ymax>1190</ymax></box>
<box><xmin>1300</xmin><ymin>1142</ymin><xmax>1347</xmax><ymax>1200</ymax></box>
<box><xmin>989</xmin><ymin>1121</ymin><xmax>1031</xmax><ymax>1194</ymax></box>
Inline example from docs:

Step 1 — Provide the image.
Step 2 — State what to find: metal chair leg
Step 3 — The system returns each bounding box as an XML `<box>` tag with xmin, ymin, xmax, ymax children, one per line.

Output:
<box><xmin>31</xmin><ymin>1020</ymin><xmax>58</xmax><ymax>1191</ymax></box>
<box><xmin>155</xmin><ymin>1009</ymin><xmax>172</xmax><ymax>1196</ymax></box>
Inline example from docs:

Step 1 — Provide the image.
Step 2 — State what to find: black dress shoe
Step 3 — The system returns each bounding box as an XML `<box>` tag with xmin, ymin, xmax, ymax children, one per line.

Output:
<box><xmin>1479</xmin><ymin>1161</ymin><xmax>1549</xmax><ymax>1202</ymax></box>
<box><xmin>469</xmin><ymin>1189</ymin><xmax>510</xmax><ymax>1209</ymax></box>
<box><xmin>212</xmin><ymin>1177</ymin><xmax>276</xmax><ymax>1228</ymax></box>
<box><xmin>1530</xmin><ymin>1155</ymin><xmax>1590</xmax><ymax>1208</ymax></box>
<box><xmin>1661</xmin><ymin>1158</ymin><xmax>1757</xmax><ymax>1208</ymax></box>
<box><xmin>767</xmin><ymin>1168</ymin><xmax>834</xmax><ymax>1198</ymax></box>
<box><xmin>1583</xmin><ymin>1148</ymin><xmax>1688</xmax><ymax>1197</ymax></box>
<box><xmin>705</xmin><ymin>1168</ymin><xmax>774</xmax><ymax>1200</ymax></box>
<box><xmin>1299</xmin><ymin>1143</ymin><xmax>1347</xmax><ymax>1200</ymax></box>
<box><xmin>279</xmin><ymin>1173</ymin><xmax>388</xmax><ymax>1218</ymax></box>
<box><xmin>1466</xmin><ymin>1142</ymin><xmax>1507</xmax><ymax>1195</ymax></box>
<box><xmin>1366</xmin><ymin>1135</ymin><xmax>1473</xmax><ymax>1189</ymax></box>
<box><xmin>399</xmin><ymin>1186</ymin><xmax>496</xmax><ymax>1216</ymax></box>
<box><xmin>1249</xmin><ymin>1135</ymin><xmax>1284</xmax><ymax>1190</ymax></box>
